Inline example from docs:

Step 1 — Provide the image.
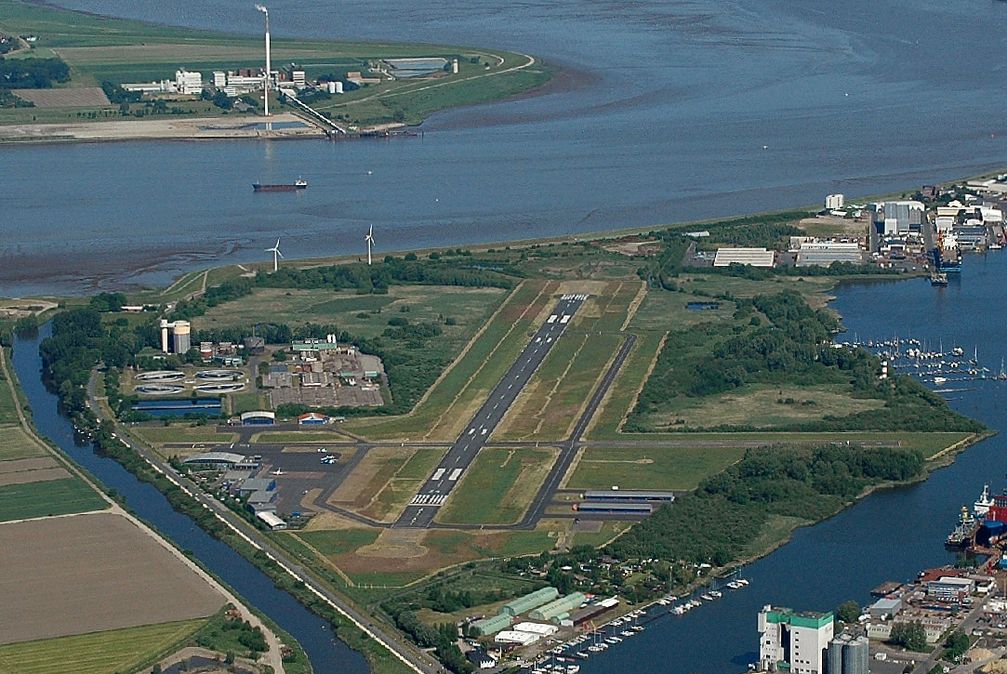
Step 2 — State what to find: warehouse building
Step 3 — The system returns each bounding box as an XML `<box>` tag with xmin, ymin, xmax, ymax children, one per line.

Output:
<box><xmin>795</xmin><ymin>242</ymin><xmax>864</xmax><ymax>267</ymax></box>
<box><xmin>529</xmin><ymin>592</ymin><xmax>586</xmax><ymax>623</ymax></box>
<box><xmin>500</xmin><ymin>587</ymin><xmax>559</xmax><ymax>617</ymax></box>
<box><xmin>494</xmin><ymin>630</ymin><xmax>539</xmax><ymax>647</ymax></box>
<box><xmin>513</xmin><ymin>622</ymin><xmax>558</xmax><ymax>637</ymax></box>
<box><xmin>472</xmin><ymin>614</ymin><xmax>513</xmax><ymax>637</ymax></box>
<box><xmin>713</xmin><ymin>247</ymin><xmax>775</xmax><ymax>267</ymax></box>
<box><xmin>583</xmin><ymin>490</ymin><xmax>675</xmax><ymax>502</ymax></box>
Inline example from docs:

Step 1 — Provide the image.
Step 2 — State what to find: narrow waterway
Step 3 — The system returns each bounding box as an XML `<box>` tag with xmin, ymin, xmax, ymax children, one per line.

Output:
<box><xmin>576</xmin><ymin>253</ymin><xmax>1007</xmax><ymax>673</ymax></box>
<box><xmin>11</xmin><ymin>323</ymin><xmax>369</xmax><ymax>674</ymax></box>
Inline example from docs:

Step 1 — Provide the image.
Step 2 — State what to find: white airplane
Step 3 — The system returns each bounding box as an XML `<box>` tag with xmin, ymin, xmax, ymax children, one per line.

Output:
<box><xmin>270</xmin><ymin>468</ymin><xmax>286</xmax><ymax>476</ymax></box>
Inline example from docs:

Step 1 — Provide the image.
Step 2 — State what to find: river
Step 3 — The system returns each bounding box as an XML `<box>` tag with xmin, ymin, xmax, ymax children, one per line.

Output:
<box><xmin>8</xmin><ymin>0</ymin><xmax>1007</xmax><ymax>295</ymax></box>
<box><xmin>10</xmin><ymin>323</ymin><xmax>370</xmax><ymax>674</ymax></box>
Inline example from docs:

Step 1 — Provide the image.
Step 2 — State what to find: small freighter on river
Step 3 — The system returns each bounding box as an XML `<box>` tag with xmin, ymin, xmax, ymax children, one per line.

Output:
<box><xmin>253</xmin><ymin>178</ymin><xmax>308</xmax><ymax>192</ymax></box>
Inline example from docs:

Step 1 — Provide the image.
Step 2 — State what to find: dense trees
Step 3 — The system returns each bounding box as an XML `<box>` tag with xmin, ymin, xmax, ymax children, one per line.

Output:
<box><xmin>0</xmin><ymin>57</ymin><xmax>70</xmax><ymax>89</ymax></box>
<box><xmin>889</xmin><ymin>621</ymin><xmax>928</xmax><ymax>652</ymax></box>
<box><xmin>606</xmin><ymin>445</ymin><xmax>925</xmax><ymax>565</ymax></box>
<box><xmin>835</xmin><ymin>600</ymin><xmax>861</xmax><ymax>623</ymax></box>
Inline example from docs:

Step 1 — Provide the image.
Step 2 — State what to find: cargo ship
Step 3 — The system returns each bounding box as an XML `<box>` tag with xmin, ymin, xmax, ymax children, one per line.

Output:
<box><xmin>253</xmin><ymin>178</ymin><xmax>308</xmax><ymax>192</ymax></box>
<box><xmin>935</xmin><ymin>233</ymin><xmax>962</xmax><ymax>273</ymax></box>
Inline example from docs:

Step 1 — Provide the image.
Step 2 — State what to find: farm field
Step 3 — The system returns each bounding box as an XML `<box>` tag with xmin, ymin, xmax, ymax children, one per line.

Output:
<box><xmin>0</xmin><ymin>512</ymin><xmax>224</xmax><ymax>644</ymax></box>
<box><xmin>0</xmin><ymin>426</ymin><xmax>47</xmax><ymax>460</ymax></box>
<box><xmin>437</xmin><ymin>447</ymin><xmax>558</xmax><ymax>525</ymax></box>
<box><xmin>566</xmin><ymin>445</ymin><xmax>747</xmax><ymax>491</ymax></box>
<box><xmin>346</xmin><ymin>280</ymin><xmax>557</xmax><ymax>440</ymax></box>
<box><xmin>0</xmin><ymin>619</ymin><xmax>206</xmax><ymax>674</ymax></box>
<box><xmin>0</xmin><ymin>477</ymin><xmax>107</xmax><ymax>521</ymax></box>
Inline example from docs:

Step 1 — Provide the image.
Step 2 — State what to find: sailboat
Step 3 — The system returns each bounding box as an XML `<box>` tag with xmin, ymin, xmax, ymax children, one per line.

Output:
<box><xmin>998</xmin><ymin>357</ymin><xmax>1007</xmax><ymax>381</ymax></box>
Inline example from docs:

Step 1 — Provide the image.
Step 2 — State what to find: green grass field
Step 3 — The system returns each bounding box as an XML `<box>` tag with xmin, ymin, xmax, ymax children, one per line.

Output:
<box><xmin>296</xmin><ymin>528</ymin><xmax>380</xmax><ymax>556</ymax></box>
<box><xmin>639</xmin><ymin>383</ymin><xmax>885</xmax><ymax>431</ymax></box>
<box><xmin>346</xmin><ymin>280</ymin><xmax>554</xmax><ymax>440</ymax></box>
<box><xmin>194</xmin><ymin>286</ymin><xmax>506</xmax><ymax>343</ymax></box>
<box><xmin>498</xmin><ymin>333</ymin><xmax>622</xmax><ymax>440</ymax></box>
<box><xmin>0</xmin><ymin>478</ymin><xmax>107</xmax><ymax>522</ymax></box>
<box><xmin>567</xmin><ymin>446</ymin><xmax>747</xmax><ymax>491</ymax></box>
<box><xmin>0</xmin><ymin>619</ymin><xmax>207</xmax><ymax>674</ymax></box>
<box><xmin>438</xmin><ymin>447</ymin><xmax>557</xmax><ymax>525</ymax></box>
<box><xmin>586</xmin><ymin>331</ymin><xmax>665</xmax><ymax>439</ymax></box>
<box><xmin>131</xmin><ymin>426</ymin><xmax>237</xmax><ymax>446</ymax></box>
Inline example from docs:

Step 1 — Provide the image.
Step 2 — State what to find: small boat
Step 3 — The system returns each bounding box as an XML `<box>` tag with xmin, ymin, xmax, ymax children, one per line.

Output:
<box><xmin>930</xmin><ymin>272</ymin><xmax>948</xmax><ymax>287</ymax></box>
<box><xmin>934</xmin><ymin>376</ymin><xmax>947</xmax><ymax>385</ymax></box>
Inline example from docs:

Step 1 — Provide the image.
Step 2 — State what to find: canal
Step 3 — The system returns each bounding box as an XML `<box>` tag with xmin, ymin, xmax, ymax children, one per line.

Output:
<box><xmin>11</xmin><ymin>323</ymin><xmax>369</xmax><ymax>674</ymax></box>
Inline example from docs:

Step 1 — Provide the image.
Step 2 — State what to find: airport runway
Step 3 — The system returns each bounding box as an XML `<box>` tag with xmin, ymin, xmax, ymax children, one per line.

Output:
<box><xmin>394</xmin><ymin>294</ymin><xmax>588</xmax><ymax>528</ymax></box>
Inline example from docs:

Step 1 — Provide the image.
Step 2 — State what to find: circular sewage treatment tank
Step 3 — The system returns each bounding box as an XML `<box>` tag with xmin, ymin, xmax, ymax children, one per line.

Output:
<box><xmin>134</xmin><ymin>370</ymin><xmax>185</xmax><ymax>382</ymax></box>
<box><xmin>134</xmin><ymin>384</ymin><xmax>185</xmax><ymax>395</ymax></box>
<box><xmin>193</xmin><ymin>382</ymin><xmax>246</xmax><ymax>393</ymax></box>
<box><xmin>195</xmin><ymin>370</ymin><xmax>241</xmax><ymax>381</ymax></box>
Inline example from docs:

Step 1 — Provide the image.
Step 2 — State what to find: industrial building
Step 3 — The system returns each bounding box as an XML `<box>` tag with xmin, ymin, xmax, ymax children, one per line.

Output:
<box><xmin>926</xmin><ymin>575</ymin><xmax>973</xmax><ymax>601</ymax></box>
<box><xmin>872</xmin><ymin>200</ymin><xmax>924</xmax><ymax>235</ymax></box>
<box><xmin>758</xmin><ymin>605</ymin><xmax>834</xmax><ymax>674</ymax></box>
<box><xmin>528</xmin><ymin>592</ymin><xmax>586</xmax><ymax>623</ymax></box>
<box><xmin>824</xmin><ymin>194</ymin><xmax>844</xmax><ymax>210</ymax></box>
<box><xmin>500</xmin><ymin>587</ymin><xmax>559</xmax><ymax>617</ymax></box>
<box><xmin>575</xmin><ymin>501</ymin><xmax>653</xmax><ymax>515</ymax></box>
<box><xmin>159</xmin><ymin>319</ymin><xmax>191</xmax><ymax>354</ymax></box>
<box><xmin>826</xmin><ymin>634</ymin><xmax>868</xmax><ymax>674</ymax></box>
<box><xmin>583</xmin><ymin>490</ymin><xmax>675</xmax><ymax>502</ymax></box>
<box><xmin>713</xmin><ymin>247</ymin><xmax>775</xmax><ymax>267</ymax></box>
<box><xmin>795</xmin><ymin>241</ymin><xmax>864</xmax><ymax>267</ymax></box>
<box><xmin>471</xmin><ymin>614</ymin><xmax>512</xmax><ymax>637</ymax></box>
<box><xmin>174</xmin><ymin>69</ymin><xmax>203</xmax><ymax>95</ymax></box>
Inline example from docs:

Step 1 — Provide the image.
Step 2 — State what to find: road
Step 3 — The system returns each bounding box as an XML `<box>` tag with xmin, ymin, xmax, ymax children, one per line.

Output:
<box><xmin>395</xmin><ymin>294</ymin><xmax>588</xmax><ymax>528</ymax></box>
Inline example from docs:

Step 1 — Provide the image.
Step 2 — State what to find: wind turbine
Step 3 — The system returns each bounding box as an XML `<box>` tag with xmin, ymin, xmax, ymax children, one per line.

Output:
<box><xmin>365</xmin><ymin>225</ymin><xmax>374</xmax><ymax>265</ymax></box>
<box><xmin>255</xmin><ymin>4</ymin><xmax>271</xmax><ymax>117</ymax></box>
<box><xmin>266</xmin><ymin>238</ymin><xmax>283</xmax><ymax>272</ymax></box>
